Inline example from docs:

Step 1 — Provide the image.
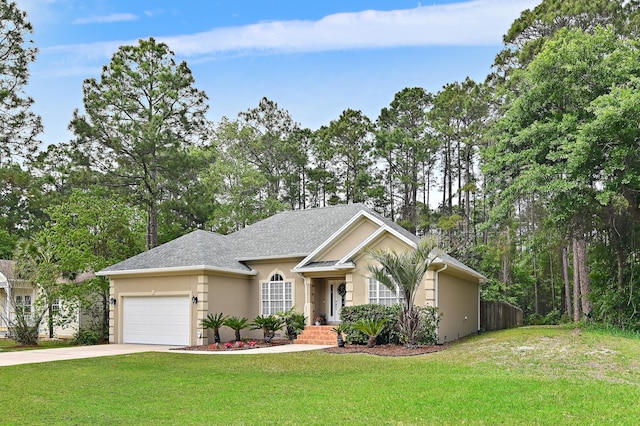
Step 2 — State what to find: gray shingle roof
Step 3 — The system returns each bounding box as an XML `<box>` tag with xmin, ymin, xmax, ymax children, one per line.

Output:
<box><xmin>233</xmin><ymin>203</ymin><xmax>383</xmax><ymax>259</ymax></box>
<box><xmin>100</xmin><ymin>230</ymin><xmax>252</xmax><ymax>274</ymax></box>
<box><xmin>99</xmin><ymin>203</ymin><xmax>420</xmax><ymax>275</ymax></box>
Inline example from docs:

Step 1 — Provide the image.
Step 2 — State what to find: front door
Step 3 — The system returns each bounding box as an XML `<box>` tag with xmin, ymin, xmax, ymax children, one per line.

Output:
<box><xmin>327</xmin><ymin>280</ymin><xmax>346</xmax><ymax>322</ymax></box>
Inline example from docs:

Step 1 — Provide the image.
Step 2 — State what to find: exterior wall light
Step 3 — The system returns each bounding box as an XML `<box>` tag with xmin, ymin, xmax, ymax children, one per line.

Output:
<box><xmin>192</xmin><ymin>296</ymin><xmax>198</xmax><ymax>304</ymax></box>
<box><xmin>109</xmin><ymin>297</ymin><xmax>117</xmax><ymax>305</ymax></box>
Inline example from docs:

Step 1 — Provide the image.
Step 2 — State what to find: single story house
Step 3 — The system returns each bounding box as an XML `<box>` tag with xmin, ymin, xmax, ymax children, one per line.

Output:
<box><xmin>98</xmin><ymin>203</ymin><xmax>486</xmax><ymax>346</ymax></box>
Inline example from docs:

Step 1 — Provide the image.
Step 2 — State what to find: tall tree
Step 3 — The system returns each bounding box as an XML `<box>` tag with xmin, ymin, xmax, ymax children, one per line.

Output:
<box><xmin>429</xmin><ymin>78</ymin><xmax>489</xmax><ymax>246</ymax></box>
<box><xmin>43</xmin><ymin>188</ymin><xmax>144</xmax><ymax>337</ymax></box>
<box><xmin>69</xmin><ymin>37</ymin><xmax>209</xmax><ymax>250</ymax></box>
<box><xmin>0</xmin><ymin>0</ymin><xmax>41</xmax><ymax>164</ymax></box>
<box><xmin>495</xmin><ymin>0</ymin><xmax>633</xmax><ymax>73</ymax></box>
<box><xmin>485</xmin><ymin>27</ymin><xmax>640</xmax><ymax>321</ymax></box>
<box><xmin>376</xmin><ymin>87</ymin><xmax>434</xmax><ymax>232</ymax></box>
<box><xmin>319</xmin><ymin>109</ymin><xmax>377</xmax><ymax>204</ymax></box>
<box><xmin>231</xmin><ymin>97</ymin><xmax>307</xmax><ymax>210</ymax></box>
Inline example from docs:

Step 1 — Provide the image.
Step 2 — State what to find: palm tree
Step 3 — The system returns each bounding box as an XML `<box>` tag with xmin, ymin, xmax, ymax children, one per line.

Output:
<box><xmin>224</xmin><ymin>316</ymin><xmax>249</xmax><ymax>342</ymax></box>
<box><xmin>331</xmin><ymin>323</ymin><xmax>349</xmax><ymax>347</ymax></box>
<box><xmin>201</xmin><ymin>312</ymin><xmax>227</xmax><ymax>345</ymax></box>
<box><xmin>366</xmin><ymin>236</ymin><xmax>443</xmax><ymax>347</ymax></box>
<box><xmin>251</xmin><ymin>314</ymin><xmax>284</xmax><ymax>342</ymax></box>
<box><xmin>352</xmin><ymin>318</ymin><xmax>387</xmax><ymax>348</ymax></box>
<box><xmin>278</xmin><ymin>308</ymin><xmax>306</xmax><ymax>342</ymax></box>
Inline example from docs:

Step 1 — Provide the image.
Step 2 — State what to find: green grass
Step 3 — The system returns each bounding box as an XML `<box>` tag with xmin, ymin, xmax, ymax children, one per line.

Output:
<box><xmin>0</xmin><ymin>338</ymin><xmax>73</xmax><ymax>352</ymax></box>
<box><xmin>1</xmin><ymin>326</ymin><xmax>639</xmax><ymax>425</ymax></box>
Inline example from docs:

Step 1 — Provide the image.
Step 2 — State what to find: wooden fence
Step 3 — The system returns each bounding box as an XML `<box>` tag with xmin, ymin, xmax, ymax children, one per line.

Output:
<box><xmin>480</xmin><ymin>301</ymin><xmax>523</xmax><ymax>332</ymax></box>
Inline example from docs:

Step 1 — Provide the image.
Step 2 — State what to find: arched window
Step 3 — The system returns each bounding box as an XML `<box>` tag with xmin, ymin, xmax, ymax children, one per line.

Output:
<box><xmin>261</xmin><ymin>273</ymin><xmax>293</xmax><ymax>315</ymax></box>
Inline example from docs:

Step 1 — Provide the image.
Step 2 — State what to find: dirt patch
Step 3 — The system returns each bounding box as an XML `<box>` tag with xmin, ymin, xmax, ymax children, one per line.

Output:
<box><xmin>323</xmin><ymin>343</ymin><xmax>448</xmax><ymax>357</ymax></box>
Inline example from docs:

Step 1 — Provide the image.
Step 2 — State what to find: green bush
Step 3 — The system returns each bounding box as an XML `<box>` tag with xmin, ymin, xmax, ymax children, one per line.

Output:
<box><xmin>341</xmin><ymin>305</ymin><xmax>402</xmax><ymax>345</ymax></box>
<box><xmin>341</xmin><ymin>304</ymin><xmax>441</xmax><ymax>345</ymax></box>
<box><xmin>525</xmin><ymin>310</ymin><xmax>563</xmax><ymax>326</ymax></box>
<box><xmin>71</xmin><ymin>329</ymin><xmax>99</xmax><ymax>346</ymax></box>
<box><xmin>416</xmin><ymin>306</ymin><xmax>441</xmax><ymax>345</ymax></box>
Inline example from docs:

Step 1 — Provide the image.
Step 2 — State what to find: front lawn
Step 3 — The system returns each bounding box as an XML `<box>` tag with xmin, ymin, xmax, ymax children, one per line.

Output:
<box><xmin>0</xmin><ymin>338</ymin><xmax>73</xmax><ymax>352</ymax></box>
<box><xmin>1</xmin><ymin>326</ymin><xmax>639</xmax><ymax>424</ymax></box>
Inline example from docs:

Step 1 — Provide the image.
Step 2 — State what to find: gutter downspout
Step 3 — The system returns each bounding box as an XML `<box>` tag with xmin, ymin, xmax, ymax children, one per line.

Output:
<box><xmin>478</xmin><ymin>282</ymin><xmax>482</xmax><ymax>334</ymax></box>
<box><xmin>434</xmin><ymin>264</ymin><xmax>447</xmax><ymax>343</ymax></box>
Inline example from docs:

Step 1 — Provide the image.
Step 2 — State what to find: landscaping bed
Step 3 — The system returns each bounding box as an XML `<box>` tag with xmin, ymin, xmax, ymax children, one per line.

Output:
<box><xmin>323</xmin><ymin>343</ymin><xmax>448</xmax><ymax>356</ymax></box>
<box><xmin>172</xmin><ymin>339</ymin><xmax>291</xmax><ymax>351</ymax></box>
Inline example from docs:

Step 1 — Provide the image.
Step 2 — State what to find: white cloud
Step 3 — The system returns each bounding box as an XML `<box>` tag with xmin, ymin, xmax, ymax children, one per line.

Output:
<box><xmin>73</xmin><ymin>13</ymin><xmax>138</xmax><ymax>25</ymax></box>
<box><xmin>44</xmin><ymin>0</ymin><xmax>538</xmax><ymax>61</ymax></box>
<box><xmin>163</xmin><ymin>0</ymin><xmax>539</xmax><ymax>55</ymax></box>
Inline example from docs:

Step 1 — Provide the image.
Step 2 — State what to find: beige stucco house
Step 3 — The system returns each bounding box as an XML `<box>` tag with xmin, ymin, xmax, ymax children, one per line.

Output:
<box><xmin>98</xmin><ymin>204</ymin><xmax>486</xmax><ymax>346</ymax></box>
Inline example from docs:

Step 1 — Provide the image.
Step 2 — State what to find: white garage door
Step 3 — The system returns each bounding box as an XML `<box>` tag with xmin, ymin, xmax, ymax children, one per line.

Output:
<box><xmin>123</xmin><ymin>296</ymin><xmax>190</xmax><ymax>345</ymax></box>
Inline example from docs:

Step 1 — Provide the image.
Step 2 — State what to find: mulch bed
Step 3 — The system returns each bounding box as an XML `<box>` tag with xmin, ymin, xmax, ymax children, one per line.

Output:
<box><xmin>172</xmin><ymin>339</ymin><xmax>291</xmax><ymax>352</ymax></box>
<box><xmin>172</xmin><ymin>339</ymin><xmax>448</xmax><ymax>357</ymax></box>
<box><xmin>323</xmin><ymin>343</ymin><xmax>448</xmax><ymax>357</ymax></box>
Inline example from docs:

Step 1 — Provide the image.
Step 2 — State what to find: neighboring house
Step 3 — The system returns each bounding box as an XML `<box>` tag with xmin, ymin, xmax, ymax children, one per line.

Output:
<box><xmin>0</xmin><ymin>259</ymin><xmax>91</xmax><ymax>339</ymax></box>
<box><xmin>98</xmin><ymin>204</ymin><xmax>486</xmax><ymax>346</ymax></box>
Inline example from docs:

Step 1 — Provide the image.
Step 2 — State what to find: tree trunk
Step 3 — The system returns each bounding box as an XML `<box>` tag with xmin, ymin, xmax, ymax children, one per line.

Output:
<box><xmin>576</xmin><ymin>237</ymin><xmax>592</xmax><ymax>320</ymax></box>
<box><xmin>562</xmin><ymin>246</ymin><xmax>571</xmax><ymax>317</ymax></box>
<box><xmin>146</xmin><ymin>201</ymin><xmax>158</xmax><ymax>250</ymax></box>
<box><xmin>48</xmin><ymin>301</ymin><xmax>54</xmax><ymax>339</ymax></box>
<box><xmin>367</xmin><ymin>335</ymin><xmax>376</xmax><ymax>348</ymax></box>
<box><xmin>462</xmin><ymin>145</ymin><xmax>471</xmax><ymax>244</ymax></box>
<box><xmin>572</xmin><ymin>238</ymin><xmax>581</xmax><ymax>322</ymax></box>
<box><xmin>533</xmin><ymin>255</ymin><xmax>539</xmax><ymax>315</ymax></box>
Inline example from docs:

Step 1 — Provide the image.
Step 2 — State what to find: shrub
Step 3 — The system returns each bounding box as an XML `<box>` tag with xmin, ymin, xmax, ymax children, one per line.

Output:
<box><xmin>415</xmin><ymin>306</ymin><xmax>441</xmax><ymax>345</ymax></box>
<box><xmin>352</xmin><ymin>318</ymin><xmax>387</xmax><ymax>347</ymax></box>
<box><xmin>341</xmin><ymin>304</ymin><xmax>441</xmax><ymax>345</ymax></box>
<box><xmin>201</xmin><ymin>312</ymin><xmax>227</xmax><ymax>344</ymax></box>
<box><xmin>251</xmin><ymin>314</ymin><xmax>284</xmax><ymax>342</ymax></box>
<box><xmin>278</xmin><ymin>308</ymin><xmax>306</xmax><ymax>341</ymax></box>
<box><xmin>341</xmin><ymin>305</ymin><xmax>401</xmax><ymax>345</ymax></box>
<box><xmin>224</xmin><ymin>316</ymin><xmax>249</xmax><ymax>341</ymax></box>
<box><xmin>72</xmin><ymin>328</ymin><xmax>99</xmax><ymax>346</ymax></box>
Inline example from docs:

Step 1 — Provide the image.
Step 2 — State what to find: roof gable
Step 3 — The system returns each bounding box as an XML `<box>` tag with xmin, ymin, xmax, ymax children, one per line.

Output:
<box><xmin>231</xmin><ymin>203</ymin><xmax>374</xmax><ymax>259</ymax></box>
<box><xmin>293</xmin><ymin>209</ymin><xmax>419</xmax><ymax>271</ymax></box>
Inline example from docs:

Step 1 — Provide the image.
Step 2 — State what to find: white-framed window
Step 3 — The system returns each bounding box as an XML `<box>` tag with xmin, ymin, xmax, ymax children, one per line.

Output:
<box><xmin>368</xmin><ymin>278</ymin><xmax>403</xmax><ymax>306</ymax></box>
<box><xmin>261</xmin><ymin>273</ymin><xmax>293</xmax><ymax>315</ymax></box>
<box><xmin>15</xmin><ymin>295</ymin><xmax>32</xmax><ymax>315</ymax></box>
<box><xmin>52</xmin><ymin>298</ymin><xmax>61</xmax><ymax>314</ymax></box>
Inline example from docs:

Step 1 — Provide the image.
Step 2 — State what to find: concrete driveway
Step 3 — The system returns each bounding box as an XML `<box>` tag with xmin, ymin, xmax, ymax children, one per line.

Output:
<box><xmin>0</xmin><ymin>344</ymin><xmax>174</xmax><ymax>367</ymax></box>
<box><xmin>0</xmin><ymin>343</ymin><xmax>332</xmax><ymax>366</ymax></box>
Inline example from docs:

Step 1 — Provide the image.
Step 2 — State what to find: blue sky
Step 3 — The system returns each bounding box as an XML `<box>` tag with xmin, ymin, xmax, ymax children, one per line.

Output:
<box><xmin>16</xmin><ymin>0</ymin><xmax>540</xmax><ymax>149</ymax></box>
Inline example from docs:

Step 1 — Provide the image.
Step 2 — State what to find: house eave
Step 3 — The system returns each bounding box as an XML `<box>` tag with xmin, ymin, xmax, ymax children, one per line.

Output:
<box><xmin>291</xmin><ymin>262</ymin><xmax>355</xmax><ymax>273</ymax></box>
<box><xmin>431</xmin><ymin>259</ymin><xmax>487</xmax><ymax>282</ymax></box>
<box><xmin>236</xmin><ymin>254</ymin><xmax>307</xmax><ymax>262</ymax></box>
<box><xmin>97</xmin><ymin>265</ymin><xmax>257</xmax><ymax>277</ymax></box>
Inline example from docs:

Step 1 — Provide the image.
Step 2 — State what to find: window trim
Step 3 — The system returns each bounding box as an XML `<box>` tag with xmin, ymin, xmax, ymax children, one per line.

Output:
<box><xmin>368</xmin><ymin>278</ymin><xmax>403</xmax><ymax>306</ymax></box>
<box><xmin>260</xmin><ymin>272</ymin><xmax>293</xmax><ymax>316</ymax></box>
<box><xmin>15</xmin><ymin>294</ymin><xmax>32</xmax><ymax>315</ymax></box>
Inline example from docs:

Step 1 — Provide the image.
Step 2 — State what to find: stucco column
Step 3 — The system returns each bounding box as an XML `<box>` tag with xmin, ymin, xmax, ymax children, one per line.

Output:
<box><xmin>196</xmin><ymin>275</ymin><xmax>208</xmax><ymax>346</ymax></box>
<box><xmin>423</xmin><ymin>270</ymin><xmax>436</xmax><ymax>308</ymax></box>
<box><xmin>303</xmin><ymin>276</ymin><xmax>311</xmax><ymax>326</ymax></box>
<box><xmin>345</xmin><ymin>273</ymin><xmax>354</xmax><ymax>307</ymax></box>
<box><xmin>108</xmin><ymin>279</ymin><xmax>115</xmax><ymax>343</ymax></box>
